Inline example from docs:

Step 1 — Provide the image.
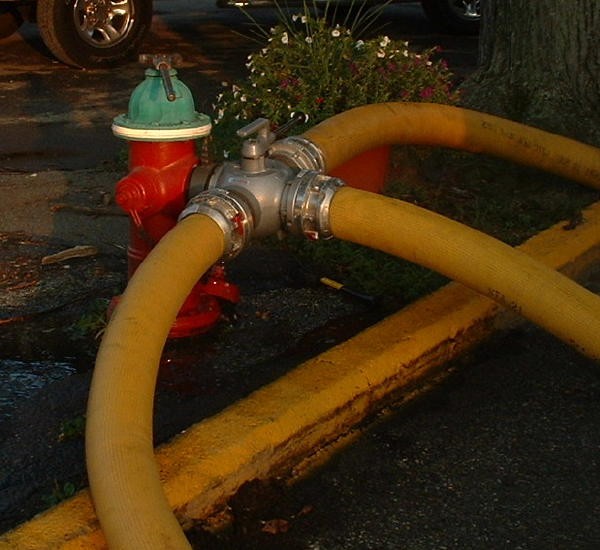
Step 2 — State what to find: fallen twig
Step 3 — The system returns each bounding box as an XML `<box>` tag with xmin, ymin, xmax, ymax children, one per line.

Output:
<box><xmin>41</xmin><ymin>245</ymin><xmax>98</xmax><ymax>265</ymax></box>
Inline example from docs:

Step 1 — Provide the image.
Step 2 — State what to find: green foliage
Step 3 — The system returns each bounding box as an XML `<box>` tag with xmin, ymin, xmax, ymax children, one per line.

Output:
<box><xmin>42</xmin><ymin>481</ymin><xmax>77</xmax><ymax>507</ymax></box>
<box><xmin>57</xmin><ymin>415</ymin><xmax>86</xmax><ymax>442</ymax></box>
<box><xmin>67</xmin><ymin>299</ymin><xmax>108</xmax><ymax>341</ymax></box>
<box><xmin>211</xmin><ymin>3</ymin><xmax>458</xmax><ymax>158</ymax></box>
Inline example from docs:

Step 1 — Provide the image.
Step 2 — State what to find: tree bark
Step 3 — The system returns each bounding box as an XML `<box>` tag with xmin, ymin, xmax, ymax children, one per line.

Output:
<box><xmin>462</xmin><ymin>0</ymin><xmax>600</xmax><ymax>146</ymax></box>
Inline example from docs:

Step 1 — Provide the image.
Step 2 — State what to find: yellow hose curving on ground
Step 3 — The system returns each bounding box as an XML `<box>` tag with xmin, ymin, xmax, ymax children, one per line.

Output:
<box><xmin>302</xmin><ymin>103</ymin><xmax>600</xmax><ymax>189</ymax></box>
<box><xmin>329</xmin><ymin>186</ymin><xmax>600</xmax><ymax>360</ymax></box>
<box><xmin>86</xmin><ymin>214</ymin><xmax>225</xmax><ymax>550</ymax></box>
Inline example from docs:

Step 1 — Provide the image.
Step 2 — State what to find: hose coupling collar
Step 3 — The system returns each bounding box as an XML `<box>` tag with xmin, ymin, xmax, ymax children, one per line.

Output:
<box><xmin>269</xmin><ymin>136</ymin><xmax>326</xmax><ymax>172</ymax></box>
<box><xmin>281</xmin><ymin>170</ymin><xmax>344</xmax><ymax>240</ymax></box>
<box><xmin>179</xmin><ymin>188</ymin><xmax>252</xmax><ymax>259</ymax></box>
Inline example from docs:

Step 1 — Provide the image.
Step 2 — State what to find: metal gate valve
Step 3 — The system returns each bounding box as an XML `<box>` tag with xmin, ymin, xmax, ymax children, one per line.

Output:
<box><xmin>182</xmin><ymin>115</ymin><xmax>345</xmax><ymax>270</ymax></box>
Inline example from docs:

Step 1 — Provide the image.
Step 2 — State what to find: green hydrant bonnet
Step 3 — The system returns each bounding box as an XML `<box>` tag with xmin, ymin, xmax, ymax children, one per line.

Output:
<box><xmin>112</xmin><ymin>68</ymin><xmax>211</xmax><ymax>142</ymax></box>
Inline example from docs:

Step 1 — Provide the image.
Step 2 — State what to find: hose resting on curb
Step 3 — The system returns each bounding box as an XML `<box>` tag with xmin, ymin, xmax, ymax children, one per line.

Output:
<box><xmin>86</xmin><ymin>214</ymin><xmax>225</xmax><ymax>549</ymax></box>
<box><xmin>329</xmin><ymin>186</ymin><xmax>600</xmax><ymax>360</ymax></box>
<box><xmin>302</xmin><ymin>103</ymin><xmax>600</xmax><ymax>189</ymax></box>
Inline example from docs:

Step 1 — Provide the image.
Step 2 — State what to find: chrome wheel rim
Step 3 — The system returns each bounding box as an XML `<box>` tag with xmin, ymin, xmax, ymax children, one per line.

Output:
<box><xmin>73</xmin><ymin>0</ymin><xmax>135</xmax><ymax>48</ymax></box>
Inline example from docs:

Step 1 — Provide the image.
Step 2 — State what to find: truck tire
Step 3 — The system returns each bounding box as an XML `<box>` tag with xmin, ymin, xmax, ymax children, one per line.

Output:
<box><xmin>421</xmin><ymin>0</ymin><xmax>480</xmax><ymax>35</ymax></box>
<box><xmin>37</xmin><ymin>0</ymin><xmax>153</xmax><ymax>68</ymax></box>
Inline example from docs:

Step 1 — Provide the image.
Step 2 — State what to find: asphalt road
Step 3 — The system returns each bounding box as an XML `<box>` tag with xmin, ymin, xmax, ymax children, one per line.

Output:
<box><xmin>0</xmin><ymin>0</ymin><xmax>477</xmax><ymax>171</ymax></box>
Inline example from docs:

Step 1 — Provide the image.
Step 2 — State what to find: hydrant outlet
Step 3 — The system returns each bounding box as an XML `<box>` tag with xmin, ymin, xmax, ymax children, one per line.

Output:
<box><xmin>115</xmin><ymin>177</ymin><xmax>147</xmax><ymax>213</ymax></box>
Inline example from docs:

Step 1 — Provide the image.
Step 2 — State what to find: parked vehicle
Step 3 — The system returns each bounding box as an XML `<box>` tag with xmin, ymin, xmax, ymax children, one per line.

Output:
<box><xmin>0</xmin><ymin>0</ymin><xmax>480</xmax><ymax>68</ymax></box>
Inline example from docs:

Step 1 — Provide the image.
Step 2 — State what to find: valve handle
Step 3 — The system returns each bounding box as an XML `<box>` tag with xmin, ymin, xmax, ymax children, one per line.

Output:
<box><xmin>236</xmin><ymin>113</ymin><xmax>308</xmax><ymax>171</ymax></box>
<box><xmin>237</xmin><ymin>118</ymin><xmax>275</xmax><ymax>166</ymax></box>
<box><xmin>237</xmin><ymin>118</ymin><xmax>271</xmax><ymax>140</ymax></box>
<box><xmin>274</xmin><ymin>112</ymin><xmax>308</xmax><ymax>138</ymax></box>
<box><xmin>138</xmin><ymin>53</ymin><xmax>183</xmax><ymax>102</ymax></box>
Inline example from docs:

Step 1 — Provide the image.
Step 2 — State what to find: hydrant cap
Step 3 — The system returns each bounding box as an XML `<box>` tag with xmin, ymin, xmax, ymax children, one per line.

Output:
<box><xmin>112</xmin><ymin>68</ymin><xmax>212</xmax><ymax>141</ymax></box>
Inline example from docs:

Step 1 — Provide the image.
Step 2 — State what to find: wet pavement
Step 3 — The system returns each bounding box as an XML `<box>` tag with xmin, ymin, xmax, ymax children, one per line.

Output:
<box><xmin>2</xmin><ymin>2</ymin><xmax>600</xmax><ymax>548</ymax></box>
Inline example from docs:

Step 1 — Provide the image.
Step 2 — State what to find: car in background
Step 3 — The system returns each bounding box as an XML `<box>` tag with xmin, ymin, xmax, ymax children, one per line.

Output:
<box><xmin>0</xmin><ymin>0</ymin><xmax>480</xmax><ymax>68</ymax></box>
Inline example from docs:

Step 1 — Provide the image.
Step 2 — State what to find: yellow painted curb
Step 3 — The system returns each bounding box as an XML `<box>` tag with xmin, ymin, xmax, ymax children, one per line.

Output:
<box><xmin>3</xmin><ymin>200</ymin><xmax>600</xmax><ymax>549</ymax></box>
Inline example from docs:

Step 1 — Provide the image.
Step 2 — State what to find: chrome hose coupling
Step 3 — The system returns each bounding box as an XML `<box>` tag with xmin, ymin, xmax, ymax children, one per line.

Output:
<box><xmin>179</xmin><ymin>188</ymin><xmax>252</xmax><ymax>259</ymax></box>
<box><xmin>281</xmin><ymin>170</ymin><xmax>344</xmax><ymax>240</ymax></box>
<box><xmin>269</xmin><ymin>136</ymin><xmax>326</xmax><ymax>172</ymax></box>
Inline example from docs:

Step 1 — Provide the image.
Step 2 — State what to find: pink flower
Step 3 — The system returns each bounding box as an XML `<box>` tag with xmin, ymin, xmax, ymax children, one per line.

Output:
<box><xmin>420</xmin><ymin>86</ymin><xmax>434</xmax><ymax>99</ymax></box>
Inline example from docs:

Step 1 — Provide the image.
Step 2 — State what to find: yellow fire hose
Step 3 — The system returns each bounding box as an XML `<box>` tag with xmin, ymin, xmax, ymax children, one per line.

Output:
<box><xmin>86</xmin><ymin>103</ymin><xmax>600</xmax><ymax>549</ymax></box>
<box><xmin>303</xmin><ymin>102</ymin><xmax>600</xmax><ymax>189</ymax></box>
<box><xmin>86</xmin><ymin>214</ymin><xmax>225</xmax><ymax>549</ymax></box>
<box><xmin>329</xmin><ymin>186</ymin><xmax>600</xmax><ymax>359</ymax></box>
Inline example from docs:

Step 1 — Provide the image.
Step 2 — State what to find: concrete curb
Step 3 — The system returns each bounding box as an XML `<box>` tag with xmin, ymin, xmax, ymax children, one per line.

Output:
<box><xmin>2</xmin><ymin>200</ymin><xmax>600</xmax><ymax>549</ymax></box>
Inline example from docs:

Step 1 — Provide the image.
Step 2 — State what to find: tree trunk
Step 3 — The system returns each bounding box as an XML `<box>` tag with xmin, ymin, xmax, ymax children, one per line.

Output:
<box><xmin>462</xmin><ymin>0</ymin><xmax>600</xmax><ymax>146</ymax></box>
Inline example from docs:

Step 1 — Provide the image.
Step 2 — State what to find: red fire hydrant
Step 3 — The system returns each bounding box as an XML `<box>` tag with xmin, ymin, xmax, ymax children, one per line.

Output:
<box><xmin>111</xmin><ymin>54</ymin><xmax>239</xmax><ymax>337</ymax></box>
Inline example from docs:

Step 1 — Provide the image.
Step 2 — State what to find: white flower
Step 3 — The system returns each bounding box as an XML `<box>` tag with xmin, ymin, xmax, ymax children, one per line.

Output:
<box><xmin>305</xmin><ymin>36</ymin><xmax>313</xmax><ymax>44</ymax></box>
<box><xmin>217</xmin><ymin>109</ymin><xmax>224</xmax><ymax>120</ymax></box>
<box><xmin>261</xmin><ymin>48</ymin><xmax>268</xmax><ymax>54</ymax></box>
<box><xmin>281</xmin><ymin>32</ymin><xmax>289</xmax><ymax>44</ymax></box>
<box><xmin>221</xmin><ymin>81</ymin><xmax>229</xmax><ymax>87</ymax></box>
<box><xmin>332</xmin><ymin>29</ymin><xmax>341</xmax><ymax>37</ymax></box>
<box><xmin>223</xmin><ymin>150</ymin><xmax>230</xmax><ymax>159</ymax></box>
<box><xmin>292</xmin><ymin>14</ymin><xmax>299</xmax><ymax>21</ymax></box>
<box><xmin>301</xmin><ymin>15</ymin><xmax>307</xmax><ymax>23</ymax></box>
<box><xmin>377</xmin><ymin>49</ymin><xmax>385</xmax><ymax>58</ymax></box>
<box><xmin>403</xmin><ymin>49</ymin><xmax>409</xmax><ymax>57</ymax></box>
<box><xmin>240</xmin><ymin>94</ymin><xmax>247</xmax><ymax>102</ymax></box>
<box><xmin>426</xmin><ymin>60</ymin><xmax>433</xmax><ymax>66</ymax></box>
<box><xmin>379</xmin><ymin>36</ymin><xmax>390</xmax><ymax>48</ymax></box>
<box><xmin>355</xmin><ymin>39</ymin><xmax>365</xmax><ymax>49</ymax></box>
